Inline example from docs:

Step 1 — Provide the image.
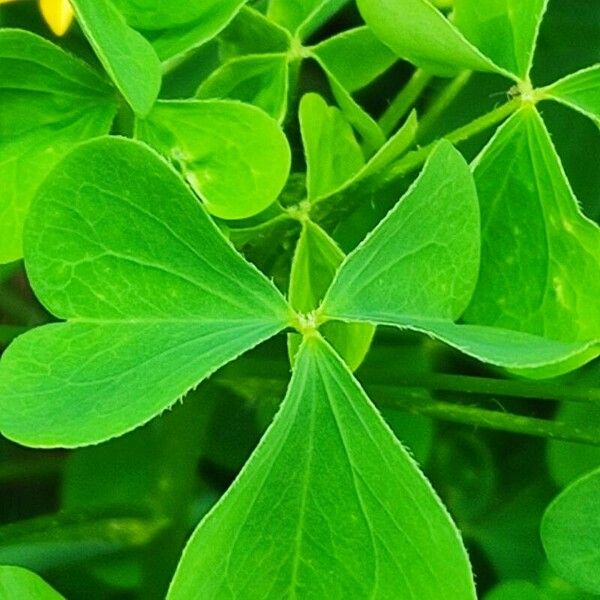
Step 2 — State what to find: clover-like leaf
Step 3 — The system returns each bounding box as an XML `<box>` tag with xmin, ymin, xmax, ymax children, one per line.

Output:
<box><xmin>196</xmin><ymin>54</ymin><xmax>289</xmax><ymax>123</ymax></box>
<box><xmin>299</xmin><ymin>96</ymin><xmax>418</xmax><ymax>217</ymax></box>
<box><xmin>453</xmin><ymin>0</ymin><xmax>548</xmax><ymax>80</ymax></box>
<box><xmin>541</xmin><ymin>467</ymin><xmax>600</xmax><ymax>594</ymax></box>
<box><xmin>321</xmin><ymin>139</ymin><xmax>599</xmax><ymax>373</ymax></box>
<box><xmin>268</xmin><ymin>0</ymin><xmax>351</xmax><ymax>41</ymax></box>
<box><xmin>0</xmin><ymin>138</ymin><xmax>290</xmax><ymax>447</ymax></box>
<box><xmin>0</xmin><ymin>566</ymin><xmax>64</xmax><ymax>599</ymax></box>
<box><xmin>108</xmin><ymin>0</ymin><xmax>239</xmax><ymax>31</ymax></box>
<box><xmin>314</xmin><ymin>55</ymin><xmax>387</xmax><ymax>153</ymax></box>
<box><xmin>288</xmin><ymin>221</ymin><xmax>374</xmax><ymax>370</ymax></box>
<box><xmin>136</xmin><ymin>100</ymin><xmax>291</xmax><ymax>220</ymax></box>
<box><xmin>465</xmin><ymin>107</ymin><xmax>600</xmax><ymax>347</ymax></box>
<box><xmin>140</xmin><ymin>0</ymin><xmax>246</xmax><ymax>63</ymax></box>
<box><xmin>357</xmin><ymin>0</ymin><xmax>512</xmax><ymax>78</ymax></box>
<box><xmin>300</xmin><ymin>93</ymin><xmax>365</xmax><ymax>202</ymax></box>
<box><xmin>542</xmin><ymin>64</ymin><xmax>600</xmax><ymax>127</ymax></box>
<box><xmin>0</xmin><ymin>29</ymin><xmax>117</xmax><ymax>264</ymax></box>
<box><xmin>70</xmin><ymin>0</ymin><xmax>161</xmax><ymax>115</ymax></box>
<box><xmin>323</xmin><ymin>140</ymin><xmax>480</xmax><ymax>322</ymax></box>
<box><xmin>308</xmin><ymin>108</ymin><xmax>418</xmax><ymax>227</ymax></box>
<box><xmin>218</xmin><ymin>6</ymin><xmax>292</xmax><ymax>60</ymax></box>
<box><xmin>311</xmin><ymin>26</ymin><xmax>397</xmax><ymax>93</ymax></box>
<box><xmin>168</xmin><ymin>335</ymin><xmax>476</xmax><ymax>599</ymax></box>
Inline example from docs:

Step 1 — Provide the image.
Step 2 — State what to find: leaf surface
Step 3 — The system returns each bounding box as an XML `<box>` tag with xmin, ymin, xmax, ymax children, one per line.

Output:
<box><xmin>322</xmin><ymin>138</ymin><xmax>599</xmax><ymax>373</ymax></box>
<box><xmin>311</xmin><ymin>26</ymin><xmax>397</xmax><ymax>93</ymax></box>
<box><xmin>288</xmin><ymin>221</ymin><xmax>374</xmax><ymax>370</ymax></box>
<box><xmin>543</xmin><ymin>64</ymin><xmax>600</xmax><ymax>127</ymax></box>
<box><xmin>168</xmin><ymin>335</ymin><xmax>476</xmax><ymax>599</ymax></box>
<box><xmin>143</xmin><ymin>0</ymin><xmax>246</xmax><ymax>63</ymax></box>
<box><xmin>465</xmin><ymin>107</ymin><xmax>600</xmax><ymax>345</ymax></box>
<box><xmin>0</xmin><ymin>566</ymin><xmax>64</xmax><ymax>599</ymax></box>
<box><xmin>268</xmin><ymin>0</ymin><xmax>351</xmax><ymax>40</ymax></box>
<box><xmin>70</xmin><ymin>0</ymin><xmax>161</xmax><ymax>115</ymax></box>
<box><xmin>323</xmin><ymin>140</ymin><xmax>480</xmax><ymax>322</ymax></box>
<box><xmin>196</xmin><ymin>54</ymin><xmax>289</xmax><ymax>122</ymax></box>
<box><xmin>309</xmin><ymin>110</ymin><xmax>418</xmax><ymax>224</ymax></box>
<box><xmin>300</xmin><ymin>93</ymin><xmax>365</xmax><ymax>201</ymax></box>
<box><xmin>218</xmin><ymin>6</ymin><xmax>291</xmax><ymax>60</ymax></box>
<box><xmin>400</xmin><ymin>320</ymin><xmax>599</xmax><ymax>373</ymax></box>
<box><xmin>136</xmin><ymin>100</ymin><xmax>291</xmax><ymax>219</ymax></box>
<box><xmin>109</xmin><ymin>0</ymin><xmax>241</xmax><ymax>31</ymax></box>
<box><xmin>0</xmin><ymin>138</ymin><xmax>290</xmax><ymax>447</ymax></box>
<box><xmin>541</xmin><ymin>467</ymin><xmax>600</xmax><ymax>594</ymax></box>
<box><xmin>314</xmin><ymin>56</ymin><xmax>386</xmax><ymax>153</ymax></box>
<box><xmin>357</xmin><ymin>0</ymin><xmax>511</xmax><ymax>78</ymax></box>
<box><xmin>453</xmin><ymin>0</ymin><xmax>548</xmax><ymax>79</ymax></box>
<box><xmin>0</xmin><ymin>29</ymin><xmax>117</xmax><ymax>264</ymax></box>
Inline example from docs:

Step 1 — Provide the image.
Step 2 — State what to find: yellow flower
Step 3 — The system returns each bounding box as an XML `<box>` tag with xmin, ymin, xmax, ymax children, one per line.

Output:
<box><xmin>0</xmin><ymin>0</ymin><xmax>74</xmax><ymax>37</ymax></box>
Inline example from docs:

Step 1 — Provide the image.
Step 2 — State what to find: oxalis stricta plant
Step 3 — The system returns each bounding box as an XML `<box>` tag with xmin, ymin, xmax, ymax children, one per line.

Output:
<box><xmin>0</xmin><ymin>0</ymin><xmax>599</xmax><ymax>598</ymax></box>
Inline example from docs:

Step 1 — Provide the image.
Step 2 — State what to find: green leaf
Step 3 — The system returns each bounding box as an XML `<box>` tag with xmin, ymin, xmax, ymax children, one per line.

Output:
<box><xmin>358</xmin><ymin>110</ymin><xmax>419</xmax><ymax>178</ymax></box>
<box><xmin>268</xmin><ymin>0</ymin><xmax>351</xmax><ymax>40</ymax></box>
<box><xmin>321</xmin><ymin>139</ymin><xmax>599</xmax><ymax>373</ymax></box>
<box><xmin>0</xmin><ymin>29</ymin><xmax>117</xmax><ymax>264</ymax></box>
<box><xmin>70</xmin><ymin>0</ymin><xmax>161</xmax><ymax>116</ymax></box>
<box><xmin>311</xmin><ymin>26</ymin><xmax>397</xmax><ymax>93</ymax></box>
<box><xmin>453</xmin><ymin>0</ymin><xmax>548</xmax><ymax>80</ymax></box>
<box><xmin>109</xmin><ymin>0</ymin><xmax>241</xmax><ymax>31</ymax></box>
<box><xmin>398</xmin><ymin>320</ymin><xmax>600</xmax><ymax>373</ymax></box>
<box><xmin>299</xmin><ymin>93</ymin><xmax>365</xmax><ymax>201</ymax></box>
<box><xmin>309</xmin><ymin>110</ymin><xmax>418</xmax><ymax>224</ymax></box>
<box><xmin>322</xmin><ymin>140</ymin><xmax>480</xmax><ymax>323</ymax></box>
<box><xmin>196</xmin><ymin>54</ymin><xmax>289</xmax><ymax>122</ymax></box>
<box><xmin>218</xmin><ymin>6</ymin><xmax>291</xmax><ymax>60</ymax></box>
<box><xmin>143</xmin><ymin>0</ymin><xmax>246</xmax><ymax>63</ymax></box>
<box><xmin>136</xmin><ymin>100</ymin><xmax>291</xmax><ymax>220</ymax></box>
<box><xmin>288</xmin><ymin>221</ymin><xmax>374</xmax><ymax>371</ymax></box>
<box><xmin>0</xmin><ymin>566</ymin><xmax>64</xmax><ymax>599</ymax></box>
<box><xmin>314</xmin><ymin>55</ymin><xmax>387</xmax><ymax>153</ymax></box>
<box><xmin>0</xmin><ymin>137</ymin><xmax>290</xmax><ymax>447</ymax></box>
<box><xmin>168</xmin><ymin>335</ymin><xmax>476</xmax><ymax>599</ymax></box>
<box><xmin>543</xmin><ymin>64</ymin><xmax>600</xmax><ymax>127</ymax></box>
<box><xmin>465</xmin><ymin>108</ymin><xmax>600</xmax><ymax>345</ymax></box>
<box><xmin>357</xmin><ymin>0</ymin><xmax>512</xmax><ymax>78</ymax></box>
<box><xmin>541</xmin><ymin>467</ymin><xmax>600</xmax><ymax>594</ymax></box>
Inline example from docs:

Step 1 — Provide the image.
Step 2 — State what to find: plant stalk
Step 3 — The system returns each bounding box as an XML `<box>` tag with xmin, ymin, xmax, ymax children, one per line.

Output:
<box><xmin>371</xmin><ymin>386</ymin><xmax>600</xmax><ymax>445</ymax></box>
<box><xmin>416</xmin><ymin>70</ymin><xmax>473</xmax><ymax>142</ymax></box>
<box><xmin>384</xmin><ymin>96</ymin><xmax>521</xmax><ymax>182</ymax></box>
<box><xmin>378</xmin><ymin>68</ymin><xmax>432</xmax><ymax>136</ymax></box>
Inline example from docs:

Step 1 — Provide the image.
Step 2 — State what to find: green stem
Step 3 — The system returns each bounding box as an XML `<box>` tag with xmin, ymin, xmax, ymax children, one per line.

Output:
<box><xmin>360</xmin><ymin>363</ymin><xmax>600</xmax><ymax>404</ymax></box>
<box><xmin>378</xmin><ymin>68</ymin><xmax>432</xmax><ymax>136</ymax></box>
<box><xmin>372</xmin><ymin>387</ymin><xmax>600</xmax><ymax>445</ymax></box>
<box><xmin>385</xmin><ymin>96</ymin><xmax>521</xmax><ymax>182</ymax></box>
<box><xmin>416</xmin><ymin>70</ymin><xmax>472</xmax><ymax>142</ymax></box>
<box><xmin>230</xmin><ymin>350</ymin><xmax>600</xmax><ymax>405</ymax></box>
